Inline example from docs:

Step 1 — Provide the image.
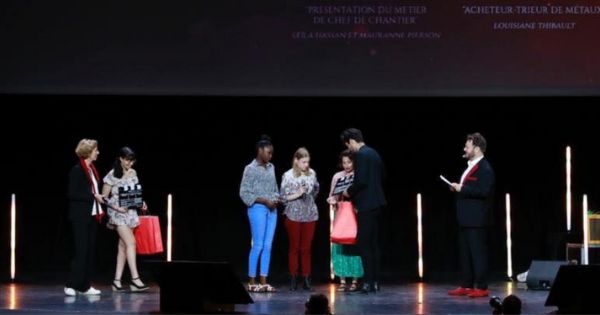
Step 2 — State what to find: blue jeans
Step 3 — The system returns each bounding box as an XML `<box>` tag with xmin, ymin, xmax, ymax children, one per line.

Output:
<box><xmin>248</xmin><ymin>204</ymin><xmax>278</xmax><ymax>277</ymax></box>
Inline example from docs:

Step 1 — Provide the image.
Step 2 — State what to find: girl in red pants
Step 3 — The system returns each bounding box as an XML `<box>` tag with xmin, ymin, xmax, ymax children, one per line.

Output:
<box><xmin>281</xmin><ymin>147</ymin><xmax>320</xmax><ymax>291</ymax></box>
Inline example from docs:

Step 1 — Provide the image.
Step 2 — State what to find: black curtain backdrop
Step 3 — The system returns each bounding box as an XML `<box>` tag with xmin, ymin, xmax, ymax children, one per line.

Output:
<box><xmin>0</xmin><ymin>96</ymin><xmax>597</xmax><ymax>284</ymax></box>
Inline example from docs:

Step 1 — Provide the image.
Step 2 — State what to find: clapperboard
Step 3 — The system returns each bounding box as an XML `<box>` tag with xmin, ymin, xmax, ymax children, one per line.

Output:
<box><xmin>332</xmin><ymin>174</ymin><xmax>354</xmax><ymax>195</ymax></box>
<box><xmin>118</xmin><ymin>184</ymin><xmax>143</xmax><ymax>208</ymax></box>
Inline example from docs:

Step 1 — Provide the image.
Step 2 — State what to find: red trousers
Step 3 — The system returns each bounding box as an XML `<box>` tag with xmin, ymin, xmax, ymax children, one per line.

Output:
<box><xmin>284</xmin><ymin>218</ymin><xmax>316</xmax><ymax>277</ymax></box>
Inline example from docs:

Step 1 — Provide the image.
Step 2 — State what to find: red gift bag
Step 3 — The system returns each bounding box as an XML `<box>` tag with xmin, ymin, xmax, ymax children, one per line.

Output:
<box><xmin>134</xmin><ymin>215</ymin><xmax>164</xmax><ymax>255</ymax></box>
<box><xmin>330</xmin><ymin>201</ymin><xmax>357</xmax><ymax>244</ymax></box>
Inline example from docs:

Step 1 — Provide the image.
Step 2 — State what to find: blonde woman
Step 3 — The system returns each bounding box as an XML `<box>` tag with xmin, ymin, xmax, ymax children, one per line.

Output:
<box><xmin>281</xmin><ymin>147</ymin><xmax>320</xmax><ymax>291</ymax></box>
<box><xmin>65</xmin><ymin>139</ymin><xmax>104</xmax><ymax>296</ymax></box>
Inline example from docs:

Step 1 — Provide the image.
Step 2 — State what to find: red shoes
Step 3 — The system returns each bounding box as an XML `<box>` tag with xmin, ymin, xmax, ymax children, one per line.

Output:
<box><xmin>467</xmin><ymin>289</ymin><xmax>490</xmax><ymax>298</ymax></box>
<box><xmin>448</xmin><ymin>287</ymin><xmax>490</xmax><ymax>298</ymax></box>
<box><xmin>448</xmin><ymin>287</ymin><xmax>472</xmax><ymax>296</ymax></box>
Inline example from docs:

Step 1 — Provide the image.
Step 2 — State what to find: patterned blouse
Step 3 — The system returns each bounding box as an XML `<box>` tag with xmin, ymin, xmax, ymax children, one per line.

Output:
<box><xmin>103</xmin><ymin>169</ymin><xmax>140</xmax><ymax>229</ymax></box>
<box><xmin>239</xmin><ymin>159</ymin><xmax>280</xmax><ymax>207</ymax></box>
<box><xmin>281</xmin><ymin>169</ymin><xmax>320</xmax><ymax>222</ymax></box>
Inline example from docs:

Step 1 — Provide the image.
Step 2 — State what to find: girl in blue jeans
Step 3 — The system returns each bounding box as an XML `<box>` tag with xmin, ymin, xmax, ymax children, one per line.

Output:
<box><xmin>239</xmin><ymin>135</ymin><xmax>282</xmax><ymax>292</ymax></box>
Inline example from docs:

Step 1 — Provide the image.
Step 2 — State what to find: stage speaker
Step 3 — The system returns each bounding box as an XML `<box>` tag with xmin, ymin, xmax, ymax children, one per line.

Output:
<box><xmin>545</xmin><ymin>265</ymin><xmax>600</xmax><ymax>314</ymax></box>
<box><xmin>148</xmin><ymin>261</ymin><xmax>253</xmax><ymax>313</ymax></box>
<box><xmin>526</xmin><ymin>260</ymin><xmax>567</xmax><ymax>290</ymax></box>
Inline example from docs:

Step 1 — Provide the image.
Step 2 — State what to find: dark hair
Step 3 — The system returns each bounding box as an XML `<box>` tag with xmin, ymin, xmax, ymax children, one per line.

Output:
<box><xmin>113</xmin><ymin>146</ymin><xmax>136</xmax><ymax>179</ymax></box>
<box><xmin>502</xmin><ymin>295</ymin><xmax>522</xmax><ymax>314</ymax></box>
<box><xmin>340</xmin><ymin>128</ymin><xmax>364</xmax><ymax>144</ymax></box>
<box><xmin>338</xmin><ymin>149</ymin><xmax>354</xmax><ymax>169</ymax></box>
<box><xmin>305</xmin><ymin>293</ymin><xmax>331</xmax><ymax>315</ymax></box>
<box><xmin>255</xmin><ymin>135</ymin><xmax>273</xmax><ymax>153</ymax></box>
<box><xmin>466</xmin><ymin>132</ymin><xmax>487</xmax><ymax>153</ymax></box>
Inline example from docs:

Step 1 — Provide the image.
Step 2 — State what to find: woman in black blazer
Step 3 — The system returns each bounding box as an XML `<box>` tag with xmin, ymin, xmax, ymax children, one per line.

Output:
<box><xmin>64</xmin><ymin>139</ymin><xmax>105</xmax><ymax>296</ymax></box>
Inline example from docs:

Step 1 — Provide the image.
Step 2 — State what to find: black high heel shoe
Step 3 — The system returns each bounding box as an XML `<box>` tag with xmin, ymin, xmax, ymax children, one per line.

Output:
<box><xmin>112</xmin><ymin>279</ymin><xmax>126</xmax><ymax>292</ymax></box>
<box><xmin>130</xmin><ymin>277</ymin><xmax>149</xmax><ymax>292</ymax></box>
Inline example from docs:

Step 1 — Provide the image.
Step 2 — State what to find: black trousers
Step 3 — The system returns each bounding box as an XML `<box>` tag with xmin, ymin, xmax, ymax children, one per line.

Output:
<box><xmin>459</xmin><ymin>227</ymin><xmax>488</xmax><ymax>290</ymax></box>
<box><xmin>66</xmin><ymin>216</ymin><xmax>98</xmax><ymax>292</ymax></box>
<box><xmin>357</xmin><ymin>208</ymin><xmax>382</xmax><ymax>285</ymax></box>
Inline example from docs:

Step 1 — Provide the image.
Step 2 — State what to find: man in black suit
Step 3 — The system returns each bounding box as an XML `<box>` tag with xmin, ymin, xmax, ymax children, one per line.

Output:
<box><xmin>341</xmin><ymin>128</ymin><xmax>386</xmax><ymax>293</ymax></box>
<box><xmin>448</xmin><ymin>132</ymin><xmax>495</xmax><ymax>298</ymax></box>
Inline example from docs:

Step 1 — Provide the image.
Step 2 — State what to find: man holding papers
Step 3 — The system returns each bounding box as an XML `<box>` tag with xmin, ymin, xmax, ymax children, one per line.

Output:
<box><xmin>448</xmin><ymin>133</ymin><xmax>495</xmax><ymax>298</ymax></box>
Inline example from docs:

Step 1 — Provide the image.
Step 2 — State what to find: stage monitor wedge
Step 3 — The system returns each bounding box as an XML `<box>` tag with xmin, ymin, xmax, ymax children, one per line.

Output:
<box><xmin>148</xmin><ymin>260</ymin><xmax>253</xmax><ymax>313</ymax></box>
<box><xmin>526</xmin><ymin>260</ymin><xmax>567</xmax><ymax>290</ymax></box>
<box><xmin>545</xmin><ymin>265</ymin><xmax>600</xmax><ymax>314</ymax></box>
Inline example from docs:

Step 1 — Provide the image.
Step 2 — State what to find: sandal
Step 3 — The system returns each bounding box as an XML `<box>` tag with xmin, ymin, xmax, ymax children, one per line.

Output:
<box><xmin>337</xmin><ymin>282</ymin><xmax>347</xmax><ymax>292</ymax></box>
<box><xmin>112</xmin><ymin>279</ymin><xmax>126</xmax><ymax>292</ymax></box>
<box><xmin>248</xmin><ymin>283</ymin><xmax>262</xmax><ymax>293</ymax></box>
<box><xmin>261</xmin><ymin>283</ymin><xmax>277</xmax><ymax>292</ymax></box>
<box><xmin>130</xmin><ymin>277</ymin><xmax>149</xmax><ymax>292</ymax></box>
<box><xmin>348</xmin><ymin>281</ymin><xmax>359</xmax><ymax>292</ymax></box>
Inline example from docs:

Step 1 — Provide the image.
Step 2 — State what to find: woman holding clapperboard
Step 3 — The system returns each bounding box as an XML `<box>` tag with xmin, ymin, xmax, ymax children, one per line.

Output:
<box><xmin>327</xmin><ymin>149</ymin><xmax>364</xmax><ymax>292</ymax></box>
<box><xmin>101</xmin><ymin>146</ymin><xmax>150</xmax><ymax>292</ymax></box>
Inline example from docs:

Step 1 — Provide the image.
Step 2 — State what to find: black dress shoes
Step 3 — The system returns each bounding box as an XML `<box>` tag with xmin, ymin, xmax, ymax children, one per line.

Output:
<box><xmin>374</xmin><ymin>281</ymin><xmax>380</xmax><ymax>291</ymax></box>
<box><xmin>360</xmin><ymin>283</ymin><xmax>376</xmax><ymax>294</ymax></box>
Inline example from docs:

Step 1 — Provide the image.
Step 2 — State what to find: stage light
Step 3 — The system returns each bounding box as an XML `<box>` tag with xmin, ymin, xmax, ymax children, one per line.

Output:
<box><xmin>566</xmin><ymin>146</ymin><xmax>571</xmax><ymax>231</ymax></box>
<box><xmin>329</xmin><ymin>282</ymin><xmax>336</xmax><ymax>313</ymax></box>
<box><xmin>583</xmin><ymin>194</ymin><xmax>589</xmax><ymax>265</ymax></box>
<box><xmin>329</xmin><ymin>205</ymin><xmax>334</xmax><ymax>281</ymax></box>
<box><xmin>417</xmin><ymin>193</ymin><xmax>423</xmax><ymax>280</ymax></box>
<box><xmin>506</xmin><ymin>279</ymin><xmax>513</xmax><ymax>296</ymax></box>
<box><xmin>417</xmin><ymin>282</ymin><xmax>424</xmax><ymax>314</ymax></box>
<box><xmin>506</xmin><ymin>193</ymin><xmax>512</xmax><ymax>278</ymax></box>
<box><xmin>167</xmin><ymin>194</ymin><xmax>172</xmax><ymax>262</ymax></box>
<box><xmin>9</xmin><ymin>283</ymin><xmax>17</xmax><ymax>310</ymax></box>
<box><xmin>11</xmin><ymin>194</ymin><xmax>16</xmax><ymax>281</ymax></box>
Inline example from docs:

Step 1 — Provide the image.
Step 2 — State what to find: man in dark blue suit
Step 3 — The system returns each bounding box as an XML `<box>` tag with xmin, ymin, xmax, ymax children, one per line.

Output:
<box><xmin>448</xmin><ymin>133</ymin><xmax>495</xmax><ymax>298</ymax></box>
<box><xmin>341</xmin><ymin>128</ymin><xmax>386</xmax><ymax>294</ymax></box>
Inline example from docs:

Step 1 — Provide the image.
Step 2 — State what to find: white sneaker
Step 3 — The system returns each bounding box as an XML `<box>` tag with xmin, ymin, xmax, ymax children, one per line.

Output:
<box><xmin>517</xmin><ymin>270</ymin><xmax>528</xmax><ymax>282</ymax></box>
<box><xmin>84</xmin><ymin>295</ymin><xmax>101</xmax><ymax>303</ymax></box>
<box><xmin>81</xmin><ymin>287</ymin><xmax>101</xmax><ymax>295</ymax></box>
<box><xmin>64</xmin><ymin>287</ymin><xmax>76</xmax><ymax>296</ymax></box>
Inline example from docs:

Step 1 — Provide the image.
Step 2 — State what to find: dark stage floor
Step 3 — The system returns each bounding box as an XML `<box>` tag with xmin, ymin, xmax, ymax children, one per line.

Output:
<box><xmin>0</xmin><ymin>281</ymin><xmax>556</xmax><ymax>314</ymax></box>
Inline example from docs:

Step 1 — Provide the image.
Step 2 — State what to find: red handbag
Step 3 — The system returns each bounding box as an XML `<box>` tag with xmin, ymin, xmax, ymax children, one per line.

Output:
<box><xmin>134</xmin><ymin>215</ymin><xmax>164</xmax><ymax>255</ymax></box>
<box><xmin>330</xmin><ymin>201</ymin><xmax>358</xmax><ymax>244</ymax></box>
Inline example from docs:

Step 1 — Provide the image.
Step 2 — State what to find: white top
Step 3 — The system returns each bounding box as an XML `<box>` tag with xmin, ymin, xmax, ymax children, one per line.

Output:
<box><xmin>460</xmin><ymin>155</ymin><xmax>484</xmax><ymax>185</ymax></box>
<box><xmin>89</xmin><ymin>169</ymin><xmax>102</xmax><ymax>216</ymax></box>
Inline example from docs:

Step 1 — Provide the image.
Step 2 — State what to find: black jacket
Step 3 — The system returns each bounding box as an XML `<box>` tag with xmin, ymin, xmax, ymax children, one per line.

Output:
<box><xmin>67</xmin><ymin>164</ymin><xmax>96</xmax><ymax>221</ymax></box>
<box><xmin>346</xmin><ymin>145</ymin><xmax>387</xmax><ymax>212</ymax></box>
<box><xmin>456</xmin><ymin>158</ymin><xmax>495</xmax><ymax>227</ymax></box>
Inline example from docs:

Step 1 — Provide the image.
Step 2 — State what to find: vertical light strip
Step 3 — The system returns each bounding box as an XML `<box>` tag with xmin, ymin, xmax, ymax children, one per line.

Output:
<box><xmin>9</xmin><ymin>283</ymin><xmax>17</xmax><ymax>310</ymax></box>
<box><xmin>566</xmin><ymin>146</ymin><xmax>572</xmax><ymax>231</ymax></box>
<box><xmin>417</xmin><ymin>193</ymin><xmax>423</xmax><ymax>280</ymax></box>
<box><xmin>506</xmin><ymin>193</ymin><xmax>513</xmax><ymax>278</ymax></box>
<box><xmin>583</xmin><ymin>194</ymin><xmax>589</xmax><ymax>265</ymax></box>
<box><xmin>329</xmin><ymin>283</ymin><xmax>336</xmax><ymax>314</ymax></box>
<box><xmin>10</xmin><ymin>194</ymin><xmax>16</xmax><ymax>281</ymax></box>
<box><xmin>167</xmin><ymin>194</ymin><xmax>172</xmax><ymax>262</ymax></box>
<box><xmin>506</xmin><ymin>281</ymin><xmax>513</xmax><ymax>296</ymax></box>
<box><xmin>330</xmin><ymin>205</ymin><xmax>334</xmax><ymax>280</ymax></box>
<box><xmin>417</xmin><ymin>282</ymin><xmax>424</xmax><ymax>314</ymax></box>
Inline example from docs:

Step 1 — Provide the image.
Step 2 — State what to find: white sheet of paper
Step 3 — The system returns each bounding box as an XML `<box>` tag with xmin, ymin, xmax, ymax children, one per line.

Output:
<box><xmin>439</xmin><ymin>175</ymin><xmax>452</xmax><ymax>186</ymax></box>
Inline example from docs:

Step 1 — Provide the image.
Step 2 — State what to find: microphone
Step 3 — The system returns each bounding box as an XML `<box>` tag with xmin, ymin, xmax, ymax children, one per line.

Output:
<box><xmin>462</xmin><ymin>153</ymin><xmax>467</xmax><ymax>158</ymax></box>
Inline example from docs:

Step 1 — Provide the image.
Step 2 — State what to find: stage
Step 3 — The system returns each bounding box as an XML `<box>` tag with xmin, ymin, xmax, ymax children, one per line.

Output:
<box><xmin>0</xmin><ymin>281</ymin><xmax>556</xmax><ymax>314</ymax></box>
